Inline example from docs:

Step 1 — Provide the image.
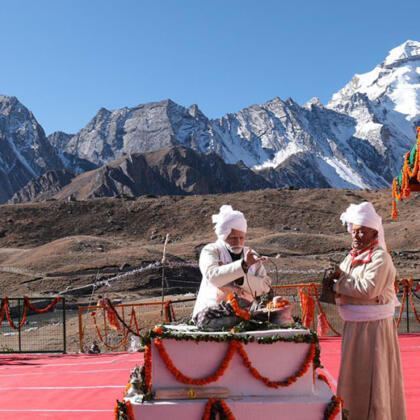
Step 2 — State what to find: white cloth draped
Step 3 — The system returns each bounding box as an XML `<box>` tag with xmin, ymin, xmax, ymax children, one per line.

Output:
<box><xmin>338</xmin><ymin>301</ymin><xmax>396</xmax><ymax>322</ymax></box>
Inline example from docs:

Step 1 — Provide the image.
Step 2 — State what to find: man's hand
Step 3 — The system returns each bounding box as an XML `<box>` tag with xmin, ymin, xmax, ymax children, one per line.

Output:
<box><xmin>327</xmin><ymin>262</ymin><xmax>342</xmax><ymax>279</ymax></box>
<box><xmin>244</xmin><ymin>249</ymin><xmax>266</xmax><ymax>269</ymax></box>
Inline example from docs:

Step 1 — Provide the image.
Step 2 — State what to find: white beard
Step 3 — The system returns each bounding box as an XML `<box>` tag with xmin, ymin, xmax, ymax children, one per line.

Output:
<box><xmin>225</xmin><ymin>242</ymin><xmax>243</xmax><ymax>255</ymax></box>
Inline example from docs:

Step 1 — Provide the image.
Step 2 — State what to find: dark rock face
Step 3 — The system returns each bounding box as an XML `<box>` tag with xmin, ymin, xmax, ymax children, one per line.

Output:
<box><xmin>53</xmin><ymin>146</ymin><xmax>273</xmax><ymax>200</ymax></box>
<box><xmin>257</xmin><ymin>152</ymin><xmax>331</xmax><ymax>188</ymax></box>
<box><xmin>0</xmin><ymin>96</ymin><xmax>63</xmax><ymax>203</ymax></box>
<box><xmin>2</xmin><ymin>42</ymin><xmax>420</xmax><ymax>200</ymax></box>
<box><xmin>8</xmin><ymin>169</ymin><xmax>75</xmax><ymax>204</ymax></box>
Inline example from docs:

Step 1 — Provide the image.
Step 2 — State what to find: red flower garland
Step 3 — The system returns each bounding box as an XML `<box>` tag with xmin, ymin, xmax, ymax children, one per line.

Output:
<box><xmin>324</xmin><ymin>395</ymin><xmax>344</xmax><ymax>420</ymax></box>
<box><xmin>24</xmin><ymin>296</ymin><xmax>62</xmax><ymax>313</ymax></box>
<box><xmin>202</xmin><ymin>398</ymin><xmax>236</xmax><ymax>420</ymax></box>
<box><xmin>125</xmin><ymin>400</ymin><xmax>135</xmax><ymax>419</ymax></box>
<box><xmin>153</xmin><ymin>337</ymin><xmax>316</xmax><ymax>389</ymax></box>
<box><xmin>3</xmin><ymin>297</ymin><xmax>28</xmax><ymax>330</ymax></box>
<box><xmin>392</xmin><ymin>128</ymin><xmax>420</xmax><ymax>219</ymax></box>
<box><xmin>227</xmin><ymin>294</ymin><xmax>251</xmax><ymax>320</ymax></box>
<box><xmin>144</xmin><ymin>344</ymin><xmax>152</xmax><ymax>392</ymax></box>
<box><xmin>317</xmin><ymin>372</ymin><xmax>332</xmax><ymax>389</ymax></box>
<box><xmin>154</xmin><ymin>338</ymin><xmax>236</xmax><ymax>385</ymax></box>
<box><xmin>114</xmin><ymin>400</ymin><xmax>135</xmax><ymax>420</ymax></box>
<box><xmin>91</xmin><ymin>311</ymin><xmax>130</xmax><ymax>350</ymax></box>
<box><xmin>234</xmin><ymin>341</ymin><xmax>316</xmax><ymax>388</ymax></box>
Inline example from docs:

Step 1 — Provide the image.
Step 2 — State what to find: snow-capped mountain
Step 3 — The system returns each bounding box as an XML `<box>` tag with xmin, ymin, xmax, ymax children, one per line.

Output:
<box><xmin>0</xmin><ymin>95</ymin><xmax>63</xmax><ymax>203</ymax></box>
<box><xmin>2</xmin><ymin>40</ymin><xmax>420</xmax><ymax>203</ymax></box>
<box><xmin>327</xmin><ymin>40</ymin><xmax>420</xmax><ymax>180</ymax></box>
<box><xmin>47</xmin><ymin>40</ymin><xmax>419</xmax><ymax>191</ymax></box>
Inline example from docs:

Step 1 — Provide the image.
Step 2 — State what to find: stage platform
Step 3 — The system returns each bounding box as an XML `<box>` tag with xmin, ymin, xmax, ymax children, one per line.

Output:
<box><xmin>0</xmin><ymin>335</ymin><xmax>418</xmax><ymax>420</ymax></box>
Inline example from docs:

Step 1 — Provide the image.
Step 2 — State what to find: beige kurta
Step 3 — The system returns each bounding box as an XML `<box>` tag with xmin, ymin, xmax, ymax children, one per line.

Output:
<box><xmin>335</xmin><ymin>246</ymin><xmax>406</xmax><ymax>420</ymax></box>
<box><xmin>192</xmin><ymin>241</ymin><xmax>271</xmax><ymax>318</ymax></box>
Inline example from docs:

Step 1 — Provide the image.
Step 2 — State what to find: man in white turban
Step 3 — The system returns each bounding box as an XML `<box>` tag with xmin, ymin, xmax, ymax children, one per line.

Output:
<box><xmin>192</xmin><ymin>205</ymin><xmax>271</xmax><ymax>330</ymax></box>
<box><xmin>327</xmin><ymin>202</ymin><xmax>406</xmax><ymax>420</ymax></box>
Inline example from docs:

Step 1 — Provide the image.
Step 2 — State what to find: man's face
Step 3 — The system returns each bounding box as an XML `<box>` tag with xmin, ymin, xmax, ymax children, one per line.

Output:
<box><xmin>351</xmin><ymin>224</ymin><xmax>378</xmax><ymax>250</ymax></box>
<box><xmin>225</xmin><ymin>229</ymin><xmax>246</xmax><ymax>254</ymax></box>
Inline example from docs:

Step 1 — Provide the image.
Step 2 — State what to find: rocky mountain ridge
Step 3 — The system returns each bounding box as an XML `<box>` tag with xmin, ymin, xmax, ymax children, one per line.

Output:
<box><xmin>1</xmin><ymin>40</ymin><xmax>420</xmax><ymax>203</ymax></box>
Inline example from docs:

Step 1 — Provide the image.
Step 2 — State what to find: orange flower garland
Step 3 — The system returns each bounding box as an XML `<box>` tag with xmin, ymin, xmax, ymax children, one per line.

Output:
<box><xmin>3</xmin><ymin>297</ymin><xmax>28</xmax><ymax>330</ymax></box>
<box><xmin>154</xmin><ymin>338</ymin><xmax>236</xmax><ymax>385</ymax></box>
<box><xmin>317</xmin><ymin>372</ymin><xmax>332</xmax><ymax>389</ymax></box>
<box><xmin>227</xmin><ymin>294</ymin><xmax>250</xmax><ymax>320</ymax></box>
<box><xmin>324</xmin><ymin>395</ymin><xmax>344</xmax><ymax>420</ymax></box>
<box><xmin>298</xmin><ymin>287</ymin><xmax>316</xmax><ymax>329</ymax></box>
<box><xmin>125</xmin><ymin>400</ymin><xmax>135</xmax><ymax>420</ymax></box>
<box><xmin>392</xmin><ymin>127</ymin><xmax>420</xmax><ymax>219</ymax></box>
<box><xmin>143</xmin><ymin>344</ymin><xmax>152</xmax><ymax>392</ymax></box>
<box><xmin>164</xmin><ymin>300</ymin><xmax>177</xmax><ymax>322</ymax></box>
<box><xmin>114</xmin><ymin>399</ymin><xmax>135</xmax><ymax>420</ymax></box>
<box><xmin>202</xmin><ymin>398</ymin><xmax>236</xmax><ymax>420</ymax></box>
<box><xmin>234</xmin><ymin>341</ymin><xmax>316</xmax><ymax>388</ymax></box>
<box><xmin>153</xmin><ymin>336</ymin><xmax>316</xmax><ymax>389</ymax></box>
<box><xmin>91</xmin><ymin>311</ymin><xmax>130</xmax><ymax>350</ymax></box>
<box><xmin>402</xmin><ymin>278</ymin><xmax>420</xmax><ymax>325</ymax></box>
<box><xmin>24</xmin><ymin>296</ymin><xmax>62</xmax><ymax>313</ymax></box>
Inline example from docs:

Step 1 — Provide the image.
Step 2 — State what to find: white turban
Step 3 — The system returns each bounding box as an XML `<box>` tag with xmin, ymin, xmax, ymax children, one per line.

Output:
<box><xmin>340</xmin><ymin>202</ymin><xmax>386</xmax><ymax>250</ymax></box>
<box><xmin>212</xmin><ymin>205</ymin><xmax>247</xmax><ymax>241</ymax></box>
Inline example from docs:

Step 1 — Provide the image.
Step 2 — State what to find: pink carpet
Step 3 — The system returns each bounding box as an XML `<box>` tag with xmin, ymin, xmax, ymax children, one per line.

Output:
<box><xmin>0</xmin><ymin>335</ymin><xmax>418</xmax><ymax>419</ymax></box>
<box><xmin>319</xmin><ymin>334</ymin><xmax>420</xmax><ymax>420</ymax></box>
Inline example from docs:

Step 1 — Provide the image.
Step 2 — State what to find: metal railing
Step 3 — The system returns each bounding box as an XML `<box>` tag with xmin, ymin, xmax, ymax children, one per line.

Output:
<box><xmin>0</xmin><ymin>296</ymin><xmax>66</xmax><ymax>353</ymax></box>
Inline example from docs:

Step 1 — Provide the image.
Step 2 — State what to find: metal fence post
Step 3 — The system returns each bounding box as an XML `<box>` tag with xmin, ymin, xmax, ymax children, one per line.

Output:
<box><xmin>406</xmin><ymin>285</ymin><xmax>410</xmax><ymax>333</ymax></box>
<box><xmin>18</xmin><ymin>298</ymin><xmax>22</xmax><ymax>352</ymax></box>
<box><xmin>62</xmin><ymin>297</ymin><xmax>66</xmax><ymax>354</ymax></box>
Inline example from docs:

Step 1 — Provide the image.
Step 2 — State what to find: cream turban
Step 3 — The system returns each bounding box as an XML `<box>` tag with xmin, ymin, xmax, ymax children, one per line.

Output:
<box><xmin>212</xmin><ymin>205</ymin><xmax>247</xmax><ymax>241</ymax></box>
<box><xmin>340</xmin><ymin>202</ymin><xmax>386</xmax><ymax>250</ymax></box>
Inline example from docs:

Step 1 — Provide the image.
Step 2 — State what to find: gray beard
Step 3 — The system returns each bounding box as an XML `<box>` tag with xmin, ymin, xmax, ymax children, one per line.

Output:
<box><xmin>225</xmin><ymin>243</ymin><xmax>243</xmax><ymax>255</ymax></box>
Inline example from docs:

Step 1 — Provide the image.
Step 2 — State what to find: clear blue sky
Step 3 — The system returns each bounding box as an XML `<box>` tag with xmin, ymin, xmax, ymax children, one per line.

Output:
<box><xmin>1</xmin><ymin>0</ymin><xmax>419</xmax><ymax>135</ymax></box>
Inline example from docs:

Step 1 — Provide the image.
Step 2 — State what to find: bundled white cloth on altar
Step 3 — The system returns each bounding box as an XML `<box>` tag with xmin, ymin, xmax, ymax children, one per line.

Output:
<box><xmin>340</xmin><ymin>202</ymin><xmax>386</xmax><ymax>250</ymax></box>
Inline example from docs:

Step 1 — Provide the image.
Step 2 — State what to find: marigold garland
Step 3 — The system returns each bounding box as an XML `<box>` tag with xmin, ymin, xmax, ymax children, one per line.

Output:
<box><xmin>323</xmin><ymin>395</ymin><xmax>344</xmax><ymax>420</ymax></box>
<box><xmin>164</xmin><ymin>300</ymin><xmax>177</xmax><ymax>322</ymax></box>
<box><xmin>154</xmin><ymin>338</ymin><xmax>236</xmax><ymax>385</ymax></box>
<box><xmin>114</xmin><ymin>399</ymin><xmax>135</xmax><ymax>420</ymax></box>
<box><xmin>298</xmin><ymin>287</ymin><xmax>316</xmax><ymax>329</ymax></box>
<box><xmin>0</xmin><ymin>299</ymin><xmax>5</xmax><ymax>327</ymax></box>
<box><xmin>91</xmin><ymin>310</ymin><xmax>130</xmax><ymax>350</ymax></box>
<box><xmin>234</xmin><ymin>341</ymin><xmax>316</xmax><ymax>388</ymax></box>
<box><xmin>392</xmin><ymin>127</ymin><xmax>420</xmax><ymax>219</ymax></box>
<box><xmin>317</xmin><ymin>372</ymin><xmax>332</xmax><ymax>389</ymax></box>
<box><xmin>227</xmin><ymin>294</ymin><xmax>251</xmax><ymax>320</ymax></box>
<box><xmin>24</xmin><ymin>296</ymin><xmax>62</xmax><ymax>313</ymax></box>
<box><xmin>143</xmin><ymin>344</ymin><xmax>152</xmax><ymax>392</ymax></box>
<box><xmin>3</xmin><ymin>297</ymin><xmax>28</xmax><ymax>330</ymax></box>
<box><xmin>153</xmin><ymin>336</ymin><xmax>315</xmax><ymax>389</ymax></box>
<box><xmin>403</xmin><ymin>278</ymin><xmax>420</xmax><ymax>325</ymax></box>
<box><xmin>202</xmin><ymin>398</ymin><xmax>236</xmax><ymax>420</ymax></box>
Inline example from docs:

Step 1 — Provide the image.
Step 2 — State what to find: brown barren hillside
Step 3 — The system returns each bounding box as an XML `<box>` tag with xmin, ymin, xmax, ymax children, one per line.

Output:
<box><xmin>0</xmin><ymin>188</ymin><xmax>419</xmax><ymax>305</ymax></box>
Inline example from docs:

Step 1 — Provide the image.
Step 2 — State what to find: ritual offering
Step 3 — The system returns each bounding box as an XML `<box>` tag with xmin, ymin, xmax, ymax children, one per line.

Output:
<box><xmin>252</xmin><ymin>296</ymin><xmax>294</xmax><ymax>326</ymax></box>
<box><xmin>116</xmin><ymin>324</ymin><xmax>343</xmax><ymax>419</ymax></box>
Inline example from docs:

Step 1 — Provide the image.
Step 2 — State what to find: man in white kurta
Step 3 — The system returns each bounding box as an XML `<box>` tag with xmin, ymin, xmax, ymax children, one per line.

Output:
<box><xmin>192</xmin><ymin>205</ymin><xmax>271</xmax><ymax>328</ymax></box>
<box><xmin>330</xmin><ymin>202</ymin><xmax>406</xmax><ymax>420</ymax></box>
